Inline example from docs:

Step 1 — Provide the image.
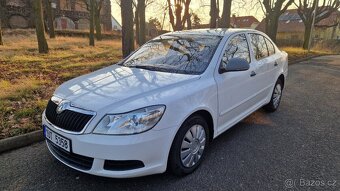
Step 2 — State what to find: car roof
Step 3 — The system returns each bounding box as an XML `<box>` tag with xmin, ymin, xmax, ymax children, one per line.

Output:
<box><xmin>163</xmin><ymin>28</ymin><xmax>259</xmax><ymax>37</ymax></box>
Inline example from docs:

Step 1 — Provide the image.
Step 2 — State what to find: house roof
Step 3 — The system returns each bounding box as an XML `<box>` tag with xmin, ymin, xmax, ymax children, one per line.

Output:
<box><xmin>231</xmin><ymin>16</ymin><xmax>259</xmax><ymax>28</ymax></box>
<box><xmin>111</xmin><ymin>16</ymin><xmax>122</xmax><ymax>28</ymax></box>
<box><xmin>256</xmin><ymin>9</ymin><xmax>340</xmax><ymax>33</ymax></box>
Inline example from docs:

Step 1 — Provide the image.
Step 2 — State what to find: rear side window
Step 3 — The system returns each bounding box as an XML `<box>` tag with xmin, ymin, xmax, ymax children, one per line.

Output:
<box><xmin>222</xmin><ymin>34</ymin><xmax>250</xmax><ymax>65</ymax></box>
<box><xmin>250</xmin><ymin>34</ymin><xmax>268</xmax><ymax>60</ymax></box>
<box><xmin>265</xmin><ymin>38</ymin><xmax>275</xmax><ymax>56</ymax></box>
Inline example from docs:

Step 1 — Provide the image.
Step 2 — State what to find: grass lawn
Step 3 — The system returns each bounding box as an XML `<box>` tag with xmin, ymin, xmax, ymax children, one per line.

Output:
<box><xmin>0</xmin><ymin>33</ymin><xmax>337</xmax><ymax>139</ymax></box>
<box><xmin>281</xmin><ymin>46</ymin><xmax>334</xmax><ymax>62</ymax></box>
<box><xmin>0</xmin><ymin>34</ymin><xmax>122</xmax><ymax>139</ymax></box>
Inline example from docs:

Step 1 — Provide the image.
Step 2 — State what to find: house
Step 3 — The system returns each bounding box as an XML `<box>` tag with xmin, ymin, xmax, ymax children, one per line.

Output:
<box><xmin>0</xmin><ymin>0</ymin><xmax>112</xmax><ymax>31</ymax></box>
<box><xmin>111</xmin><ymin>16</ymin><xmax>121</xmax><ymax>31</ymax></box>
<box><xmin>256</xmin><ymin>9</ymin><xmax>340</xmax><ymax>45</ymax></box>
<box><xmin>230</xmin><ymin>15</ymin><xmax>259</xmax><ymax>29</ymax></box>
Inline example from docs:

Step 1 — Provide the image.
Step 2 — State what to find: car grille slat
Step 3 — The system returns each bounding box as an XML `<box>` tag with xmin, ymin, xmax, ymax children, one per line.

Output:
<box><xmin>45</xmin><ymin>100</ymin><xmax>93</xmax><ymax>132</ymax></box>
<box><xmin>48</xmin><ymin>142</ymin><xmax>93</xmax><ymax>170</ymax></box>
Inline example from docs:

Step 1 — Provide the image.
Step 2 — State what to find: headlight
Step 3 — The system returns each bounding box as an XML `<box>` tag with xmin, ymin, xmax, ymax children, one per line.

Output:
<box><xmin>93</xmin><ymin>105</ymin><xmax>165</xmax><ymax>135</ymax></box>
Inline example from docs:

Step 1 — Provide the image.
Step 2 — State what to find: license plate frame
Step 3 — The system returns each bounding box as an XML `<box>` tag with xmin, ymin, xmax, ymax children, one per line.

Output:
<box><xmin>43</xmin><ymin>125</ymin><xmax>71</xmax><ymax>152</ymax></box>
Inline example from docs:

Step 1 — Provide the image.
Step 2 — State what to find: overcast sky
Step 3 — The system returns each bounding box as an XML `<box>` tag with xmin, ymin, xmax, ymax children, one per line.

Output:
<box><xmin>110</xmin><ymin>0</ymin><xmax>273</xmax><ymax>30</ymax></box>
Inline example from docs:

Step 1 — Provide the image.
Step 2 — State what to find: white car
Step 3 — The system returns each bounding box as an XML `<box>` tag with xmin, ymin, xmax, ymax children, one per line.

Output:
<box><xmin>43</xmin><ymin>29</ymin><xmax>288</xmax><ymax>178</ymax></box>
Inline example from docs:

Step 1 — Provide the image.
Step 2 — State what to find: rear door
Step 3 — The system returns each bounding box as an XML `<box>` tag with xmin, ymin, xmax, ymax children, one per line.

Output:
<box><xmin>248</xmin><ymin>33</ymin><xmax>273</xmax><ymax>101</ymax></box>
<box><xmin>264</xmin><ymin>37</ymin><xmax>281</xmax><ymax>86</ymax></box>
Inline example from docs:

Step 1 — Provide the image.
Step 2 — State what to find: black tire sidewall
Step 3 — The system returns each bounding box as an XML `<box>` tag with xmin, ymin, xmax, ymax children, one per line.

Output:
<box><xmin>264</xmin><ymin>79</ymin><xmax>283</xmax><ymax>112</ymax></box>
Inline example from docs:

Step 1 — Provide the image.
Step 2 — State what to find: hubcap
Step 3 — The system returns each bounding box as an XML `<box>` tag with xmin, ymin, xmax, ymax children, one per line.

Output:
<box><xmin>180</xmin><ymin>125</ymin><xmax>206</xmax><ymax>168</ymax></box>
<box><xmin>273</xmin><ymin>83</ymin><xmax>282</xmax><ymax>108</ymax></box>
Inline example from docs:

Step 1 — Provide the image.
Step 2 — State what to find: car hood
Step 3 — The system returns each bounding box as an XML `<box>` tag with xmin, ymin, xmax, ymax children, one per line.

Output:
<box><xmin>54</xmin><ymin>65</ymin><xmax>200</xmax><ymax>112</ymax></box>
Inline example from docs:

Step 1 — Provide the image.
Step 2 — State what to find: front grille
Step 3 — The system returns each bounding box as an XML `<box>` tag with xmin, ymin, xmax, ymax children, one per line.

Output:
<box><xmin>104</xmin><ymin>160</ymin><xmax>145</xmax><ymax>171</ymax></box>
<box><xmin>45</xmin><ymin>100</ymin><xmax>93</xmax><ymax>132</ymax></box>
<box><xmin>48</xmin><ymin>142</ymin><xmax>94</xmax><ymax>170</ymax></box>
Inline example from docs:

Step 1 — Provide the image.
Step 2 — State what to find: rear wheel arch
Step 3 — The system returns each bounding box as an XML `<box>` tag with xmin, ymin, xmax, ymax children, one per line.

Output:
<box><xmin>278</xmin><ymin>74</ymin><xmax>285</xmax><ymax>89</ymax></box>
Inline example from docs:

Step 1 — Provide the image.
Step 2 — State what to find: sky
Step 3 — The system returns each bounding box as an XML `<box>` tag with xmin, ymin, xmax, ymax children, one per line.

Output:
<box><xmin>110</xmin><ymin>0</ymin><xmax>271</xmax><ymax>30</ymax></box>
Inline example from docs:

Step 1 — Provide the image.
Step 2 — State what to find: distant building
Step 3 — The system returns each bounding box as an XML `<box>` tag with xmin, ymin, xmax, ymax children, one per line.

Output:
<box><xmin>256</xmin><ymin>9</ymin><xmax>340</xmax><ymax>45</ymax></box>
<box><xmin>111</xmin><ymin>16</ymin><xmax>121</xmax><ymax>31</ymax></box>
<box><xmin>230</xmin><ymin>15</ymin><xmax>259</xmax><ymax>29</ymax></box>
<box><xmin>0</xmin><ymin>0</ymin><xmax>112</xmax><ymax>31</ymax></box>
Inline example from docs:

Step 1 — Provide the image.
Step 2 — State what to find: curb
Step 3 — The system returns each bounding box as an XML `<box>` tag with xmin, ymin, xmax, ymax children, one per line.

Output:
<box><xmin>289</xmin><ymin>55</ymin><xmax>322</xmax><ymax>65</ymax></box>
<box><xmin>0</xmin><ymin>130</ymin><xmax>44</xmax><ymax>154</ymax></box>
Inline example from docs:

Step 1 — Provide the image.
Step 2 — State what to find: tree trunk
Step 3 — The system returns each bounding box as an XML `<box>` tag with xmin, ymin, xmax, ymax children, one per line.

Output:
<box><xmin>121</xmin><ymin>0</ymin><xmax>135</xmax><ymax>58</ymax></box>
<box><xmin>210</xmin><ymin>0</ymin><xmax>217</xmax><ymax>28</ymax></box>
<box><xmin>135</xmin><ymin>8</ymin><xmax>140</xmax><ymax>45</ymax></box>
<box><xmin>89</xmin><ymin>0</ymin><xmax>95</xmax><ymax>46</ymax></box>
<box><xmin>167</xmin><ymin>0</ymin><xmax>175</xmax><ymax>30</ymax></box>
<box><xmin>303</xmin><ymin>21</ymin><xmax>312</xmax><ymax>50</ymax></box>
<box><xmin>33</xmin><ymin>0</ymin><xmax>48</xmax><ymax>53</ymax></box>
<box><xmin>138</xmin><ymin>0</ymin><xmax>146</xmax><ymax>45</ymax></box>
<box><xmin>45</xmin><ymin>0</ymin><xmax>55</xmax><ymax>38</ymax></box>
<box><xmin>186</xmin><ymin>14</ymin><xmax>191</xmax><ymax>29</ymax></box>
<box><xmin>265</xmin><ymin>13</ymin><xmax>279</xmax><ymax>43</ymax></box>
<box><xmin>175</xmin><ymin>3</ymin><xmax>183</xmax><ymax>30</ymax></box>
<box><xmin>219</xmin><ymin>0</ymin><xmax>232</xmax><ymax>28</ymax></box>
<box><xmin>95</xmin><ymin>11</ymin><xmax>102</xmax><ymax>41</ymax></box>
<box><xmin>0</xmin><ymin>19</ymin><xmax>3</xmax><ymax>45</ymax></box>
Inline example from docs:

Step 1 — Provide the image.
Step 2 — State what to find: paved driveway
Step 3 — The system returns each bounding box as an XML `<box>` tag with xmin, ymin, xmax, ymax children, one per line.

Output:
<box><xmin>1</xmin><ymin>55</ymin><xmax>339</xmax><ymax>191</ymax></box>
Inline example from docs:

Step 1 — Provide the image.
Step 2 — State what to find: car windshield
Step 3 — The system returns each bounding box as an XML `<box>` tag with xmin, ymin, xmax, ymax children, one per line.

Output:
<box><xmin>120</xmin><ymin>35</ymin><xmax>222</xmax><ymax>75</ymax></box>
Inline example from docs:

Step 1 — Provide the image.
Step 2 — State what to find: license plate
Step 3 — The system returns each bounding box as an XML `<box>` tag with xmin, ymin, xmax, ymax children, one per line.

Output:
<box><xmin>43</xmin><ymin>125</ymin><xmax>71</xmax><ymax>152</ymax></box>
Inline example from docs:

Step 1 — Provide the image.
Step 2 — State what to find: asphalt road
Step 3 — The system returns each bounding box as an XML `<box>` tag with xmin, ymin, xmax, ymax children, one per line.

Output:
<box><xmin>1</xmin><ymin>55</ymin><xmax>339</xmax><ymax>191</ymax></box>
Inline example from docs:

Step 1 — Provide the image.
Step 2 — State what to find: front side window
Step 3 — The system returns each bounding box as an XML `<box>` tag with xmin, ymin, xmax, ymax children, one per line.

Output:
<box><xmin>221</xmin><ymin>34</ymin><xmax>250</xmax><ymax>67</ymax></box>
<box><xmin>250</xmin><ymin>34</ymin><xmax>269</xmax><ymax>60</ymax></box>
<box><xmin>120</xmin><ymin>35</ymin><xmax>222</xmax><ymax>75</ymax></box>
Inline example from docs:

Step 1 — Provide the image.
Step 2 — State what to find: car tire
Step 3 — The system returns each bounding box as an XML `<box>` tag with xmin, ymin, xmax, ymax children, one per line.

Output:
<box><xmin>264</xmin><ymin>78</ymin><xmax>283</xmax><ymax>112</ymax></box>
<box><xmin>168</xmin><ymin>115</ymin><xmax>210</xmax><ymax>176</ymax></box>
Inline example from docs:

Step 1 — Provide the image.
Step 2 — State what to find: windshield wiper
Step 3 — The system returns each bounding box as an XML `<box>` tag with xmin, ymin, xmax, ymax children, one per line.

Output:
<box><xmin>128</xmin><ymin>65</ymin><xmax>159</xmax><ymax>71</ymax></box>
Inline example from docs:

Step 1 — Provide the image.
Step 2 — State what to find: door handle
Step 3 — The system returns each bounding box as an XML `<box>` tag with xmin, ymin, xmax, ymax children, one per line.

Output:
<box><xmin>274</xmin><ymin>62</ymin><xmax>278</xmax><ymax>67</ymax></box>
<box><xmin>250</xmin><ymin>71</ymin><xmax>256</xmax><ymax>77</ymax></box>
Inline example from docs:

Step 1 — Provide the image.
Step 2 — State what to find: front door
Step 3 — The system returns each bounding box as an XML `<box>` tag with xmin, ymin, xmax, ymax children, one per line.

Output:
<box><xmin>215</xmin><ymin>33</ymin><xmax>258</xmax><ymax>133</ymax></box>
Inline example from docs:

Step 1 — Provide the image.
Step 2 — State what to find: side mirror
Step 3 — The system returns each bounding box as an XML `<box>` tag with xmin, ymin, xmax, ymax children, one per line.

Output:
<box><xmin>219</xmin><ymin>58</ymin><xmax>250</xmax><ymax>73</ymax></box>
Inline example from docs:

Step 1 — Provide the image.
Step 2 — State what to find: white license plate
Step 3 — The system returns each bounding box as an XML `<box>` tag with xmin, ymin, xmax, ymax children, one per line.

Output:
<box><xmin>44</xmin><ymin>125</ymin><xmax>71</xmax><ymax>152</ymax></box>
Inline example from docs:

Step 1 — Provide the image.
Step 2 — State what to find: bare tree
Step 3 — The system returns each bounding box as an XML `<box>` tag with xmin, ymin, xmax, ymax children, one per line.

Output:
<box><xmin>191</xmin><ymin>12</ymin><xmax>201</xmax><ymax>27</ymax></box>
<box><xmin>33</xmin><ymin>0</ymin><xmax>49</xmax><ymax>53</ymax></box>
<box><xmin>210</xmin><ymin>0</ymin><xmax>218</xmax><ymax>28</ymax></box>
<box><xmin>149</xmin><ymin>17</ymin><xmax>162</xmax><ymax>30</ymax></box>
<box><xmin>94</xmin><ymin>0</ymin><xmax>104</xmax><ymax>41</ymax></box>
<box><xmin>78</xmin><ymin>0</ymin><xmax>104</xmax><ymax>41</ymax></box>
<box><xmin>261</xmin><ymin>0</ymin><xmax>295</xmax><ymax>42</ymax></box>
<box><xmin>295</xmin><ymin>0</ymin><xmax>340</xmax><ymax>49</ymax></box>
<box><xmin>167</xmin><ymin>0</ymin><xmax>191</xmax><ymax>31</ymax></box>
<box><xmin>137</xmin><ymin>0</ymin><xmax>146</xmax><ymax>45</ymax></box>
<box><xmin>45</xmin><ymin>0</ymin><xmax>55</xmax><ymax>38</ymax></box>
<box><xmin>89</xmin><ymin>0</ymin><xmax>95</xmax><ymax>46</ymax></box>
<box><xmin>0</xmin><ymin>19</ymin><xmax>3</xmax><ymax>46</ymax></box>
<box><xmin>219</xmin><ymin>0</ymin><xmax>232</xmax><ymax>28</ymax></box>
<box><xmin>121</xmin><ymin>0</ymin><xmax>135</xmax><ymax>57</ymax></box>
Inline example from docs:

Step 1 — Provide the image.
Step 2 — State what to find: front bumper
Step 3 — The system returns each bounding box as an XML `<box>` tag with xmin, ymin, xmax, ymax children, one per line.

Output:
<box><xmin>42</xmin><ymin>115</ymin><xmax>177</xmax><ymax>178</ymax></box>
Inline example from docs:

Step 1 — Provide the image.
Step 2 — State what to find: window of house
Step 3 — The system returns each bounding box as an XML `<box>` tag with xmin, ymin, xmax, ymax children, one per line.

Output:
<box><xmin>221</xmin><ymin>34</ymin><xmax>250</xmax><ymax>67</ymax></box>
<box><xmin>60</xmin><ymin>0</ymin><xmax>72</xmax><ymax>10</ymax></box>
<box><xmin>250</xmin><ymin>34</ymin><xmax>269</xmax><ymax>60</ymax></box>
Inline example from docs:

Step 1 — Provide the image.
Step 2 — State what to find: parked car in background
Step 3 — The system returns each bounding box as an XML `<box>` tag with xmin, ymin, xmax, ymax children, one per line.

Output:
<box><xmin>42</xmin><ymin>29</ymin><xmax>288</xmax><ymax>178</ymax></box>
